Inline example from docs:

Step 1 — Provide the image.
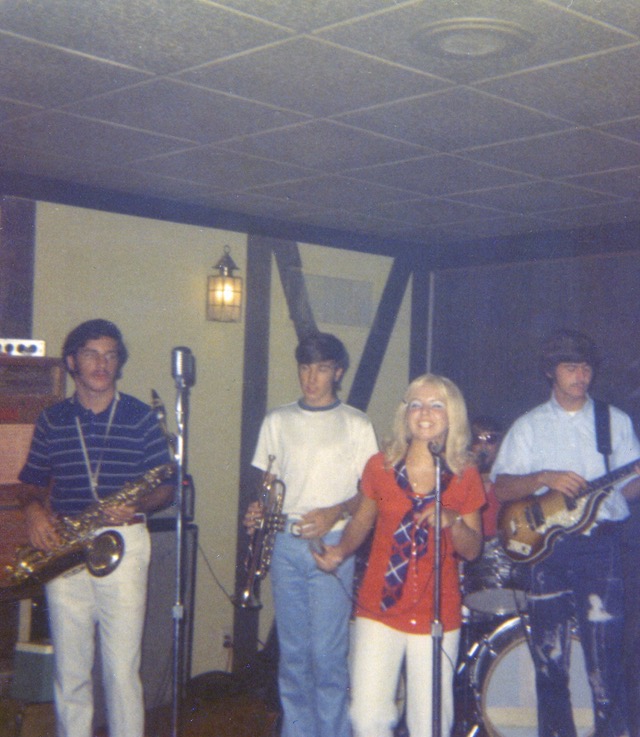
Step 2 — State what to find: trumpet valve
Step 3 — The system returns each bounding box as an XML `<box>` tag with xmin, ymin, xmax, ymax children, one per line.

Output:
<box><xmin>267</xmin><ymin>513</ymin><xmax>287</xmax><ymax>533</ymax></box>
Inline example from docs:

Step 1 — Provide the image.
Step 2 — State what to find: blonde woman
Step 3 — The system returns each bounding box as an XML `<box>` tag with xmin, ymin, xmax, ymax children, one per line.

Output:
<box><xmin>315</xmin><ymin>374</ymin><xmax>485</xmax><ymax>737</ymax></box>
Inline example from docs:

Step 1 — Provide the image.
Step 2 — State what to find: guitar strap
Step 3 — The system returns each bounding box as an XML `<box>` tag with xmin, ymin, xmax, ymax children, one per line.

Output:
<box><xmin>594</xmin><ymin>398</ymin><xmax>612</xmax><ymax>473</ymax></box>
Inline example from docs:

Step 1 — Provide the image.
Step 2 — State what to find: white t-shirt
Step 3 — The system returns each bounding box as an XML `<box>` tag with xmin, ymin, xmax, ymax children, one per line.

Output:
<box><xmin>252</xmin><ymin>399</ymin><xmax>378</xmax><ymax>519</ymax></box>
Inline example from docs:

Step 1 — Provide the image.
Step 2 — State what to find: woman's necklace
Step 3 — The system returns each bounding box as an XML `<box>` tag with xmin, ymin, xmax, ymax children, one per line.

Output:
<box><xmin>406</xmin><ymin>458</ymin><xmax>436</xmax><ymax>495</ymax></box>
<box><xmin>75</xmin><ymin>393</ymin><xmax>119</xmax><ymax>500</ymax></box>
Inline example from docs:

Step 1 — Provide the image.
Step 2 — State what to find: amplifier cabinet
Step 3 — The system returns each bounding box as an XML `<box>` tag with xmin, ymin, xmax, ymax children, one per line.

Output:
<box><xmin>0</xmin><ymin>356</ymin><xmax>65</xmax><ymax>655</ymax></box>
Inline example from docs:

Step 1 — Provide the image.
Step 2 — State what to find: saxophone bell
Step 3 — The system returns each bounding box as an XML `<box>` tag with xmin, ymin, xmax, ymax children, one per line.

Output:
<box><xmin>85</xmin><ymin>530</ymin><xmax>125</xmax><ymax>577</ymax></box>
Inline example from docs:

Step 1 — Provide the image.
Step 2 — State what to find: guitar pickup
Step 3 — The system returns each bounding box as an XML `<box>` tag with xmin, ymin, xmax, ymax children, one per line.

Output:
<box><xmin>530</xmin><ymin>501</ymin><xmax>546</xmax><ymax>528</ymax></box>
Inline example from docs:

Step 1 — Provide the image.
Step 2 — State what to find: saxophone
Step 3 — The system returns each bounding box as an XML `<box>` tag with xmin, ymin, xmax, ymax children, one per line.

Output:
<box><xmin>3</xmin><ymin>463</ymin><xmax>175</xmax><ymax>593</ymax></box>
<box><xmin>237</xmin><ymin>455</ymin><xmax>286</xmax><ymax>609</ymax></box>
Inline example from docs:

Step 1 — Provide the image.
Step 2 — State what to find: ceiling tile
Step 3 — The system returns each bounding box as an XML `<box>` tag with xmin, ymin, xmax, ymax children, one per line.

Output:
<box><xmin>448</xmin><ymin>180</ymin><xmax>617</xmax><ymax>214</ymax></box>
<box><xmin>0</xmin><ymin>111</ymin><xmax>190</xmax><ymax>166</ymax></box>
<box><xmin>211</xmin><ymin>0</ymin><xmax>399</xmax><ymax>33</ymax></box>
<box><xmin>177</xmin><ymin>37</ymin><xmax>448</xmax><ymax>117</ymax></box>
<box><xmin>0</xmin><ymin>0</ymin><xmax>290</xmax><ymax>74</ymax></box>
<box><xmin>461</xmin><ymin>129</ymin><xmax>640</xmax><ymax>179</ymax></box>
<box><xmin>477</xmin><ymin>45</ymin><xmax>640</xmax><ymax>126</ymax></box>
<box><xmin>544</xmin><ymin>0</ymin><xmax>640</xmax><ymax>37</ymax></box>
<box><xmin>136</xmin><ymin>147</ymin><xmax>314</xmax><ymax>190</ymax></box>
<box><xmin>0</xmin><ymin>33</ymin><xmax>149</xmax><ymax>106</ymax></box>
<box><xmin>537</xmin><ymin>200</ymin><xmax>640</xmax><ymax>229</ymax></box>
<box><xmin>247</xmin><ymin>174</ymin><xmax>410</xmax><ymax>211</ymax></box>
<box><xmin>0</xmin><ymin>97</ymin><xmax>42</xmax><ymax>124</ymax></box>
<box><xmin>375</xmin><ymin>197</ymin><xmax>501</xmax><ymax>227</ymax></box>
<box><xmin>597</xmin><ymin>116</ymin><xmax>640</xmax><ymax>145</ymax></box>
<box><xmin>222</xmin><ymin>120</ymin><xmax>431</xmax><ymax>172</ymax></box>
<box><xmin>62</xmin><ymin>80</ymin><xmax>307</xmax><ymax>144</ymax></box>
<box><xmin>336</xmin><ymin>87</ymin><xmax>570</xmax><ymax>151</ymax></box>
<box><xmin>347</xmin><ymin>154</ymin><xmax>533</xmax><ymax>196</ymax></box>
<box><xmin>563</xmin><ymin>167</ymin><xmax>640</xmax><ymax>199</ymax></box>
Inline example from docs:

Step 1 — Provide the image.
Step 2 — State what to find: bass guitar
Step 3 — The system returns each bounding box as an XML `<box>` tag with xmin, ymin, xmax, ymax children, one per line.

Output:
<box><xmin>497</xmin><ymin>457</ymin><xmax>640</xmax><ymax>563</ymax></box>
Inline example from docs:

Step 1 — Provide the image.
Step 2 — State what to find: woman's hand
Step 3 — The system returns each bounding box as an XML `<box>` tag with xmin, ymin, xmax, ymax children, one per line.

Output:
<box><xmin>414</xmin><ymin>503</ymin><xmax>460</xmax><ymax>529</ymax></box>
<box><xmin>312</xmin><ymin>544</ymin><xmax>344</xmax><ymax>573</ymax></box>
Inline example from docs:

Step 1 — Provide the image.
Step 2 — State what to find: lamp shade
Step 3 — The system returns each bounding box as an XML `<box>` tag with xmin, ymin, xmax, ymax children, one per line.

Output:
<box><xmin>207</xmin><ymin>246</ymin><xmax>243</xmax><ymax>322</ymax></box>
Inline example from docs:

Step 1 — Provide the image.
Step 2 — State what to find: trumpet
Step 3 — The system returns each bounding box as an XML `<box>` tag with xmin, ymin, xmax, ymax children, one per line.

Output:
<box><xmin>237</xmin><ymin>455</ymin><xmax>286</xmax><ymax>609</ymax></box>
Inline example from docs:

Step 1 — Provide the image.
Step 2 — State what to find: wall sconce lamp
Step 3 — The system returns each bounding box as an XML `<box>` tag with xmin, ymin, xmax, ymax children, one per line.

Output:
<box><xmin>207</xmin><ymin>246</ymin><xmax>243</xmax><ymax>322</ymax></box>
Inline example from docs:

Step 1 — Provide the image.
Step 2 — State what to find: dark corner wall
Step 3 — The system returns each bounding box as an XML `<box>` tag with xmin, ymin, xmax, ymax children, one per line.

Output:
<box><xmin>431</xmin><ymin>241</ymin><xmax>640</xmax><ymax>434</ymax></box>
<box><xmin>0</xmin><ymin>197</ymin><xmax>36</xmax><ymax>337</ymax></box>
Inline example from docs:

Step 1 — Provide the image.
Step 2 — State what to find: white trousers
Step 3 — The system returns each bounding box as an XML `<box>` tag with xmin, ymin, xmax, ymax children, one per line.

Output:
<box><xmin>349</xmin><ymin>617</ymin><xmax>460</xmax><ymax>737</ymax></box>
<box><xmin>46</xmin><ymin>524</ymin><xmax>151</xmax><ymax>737</ymax></box>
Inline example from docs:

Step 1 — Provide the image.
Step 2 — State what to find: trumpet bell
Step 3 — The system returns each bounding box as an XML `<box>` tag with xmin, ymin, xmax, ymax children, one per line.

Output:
<box><xmin>235</xmin><ymin>588</ymin><xmax>263</xmax><ymax>610</ymax></box>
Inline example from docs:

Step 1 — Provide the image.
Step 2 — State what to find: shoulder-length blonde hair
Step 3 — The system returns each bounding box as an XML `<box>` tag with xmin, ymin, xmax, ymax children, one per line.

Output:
<box><xmin>383</xmin><ymin>373</ymin><xmax>472</xmax><ymax>476</ymax></box>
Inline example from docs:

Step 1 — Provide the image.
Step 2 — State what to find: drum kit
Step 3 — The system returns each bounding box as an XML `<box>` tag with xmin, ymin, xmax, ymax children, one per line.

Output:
<box><xmin>453</xmin><ymin>537</ymin><xmax>594</xmax><ymax>737</ymax></box>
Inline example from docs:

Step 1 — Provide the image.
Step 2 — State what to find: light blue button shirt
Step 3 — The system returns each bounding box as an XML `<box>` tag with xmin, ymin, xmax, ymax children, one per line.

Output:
<box><xmin>491</xmin><ymin>394</ymin><xmax>640</xmax><ymax>522</ymax></box>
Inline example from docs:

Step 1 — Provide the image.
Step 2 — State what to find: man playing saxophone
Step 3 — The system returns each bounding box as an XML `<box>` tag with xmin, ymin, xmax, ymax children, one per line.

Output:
<box><xmin>18</xmin><ymin>319</ymin><xmax>174</xmax><ymax>737</ymax></box>
<box><xmin>244</xmin><ymin>332</ymin><xmax>378</xmax><ymax>737</ymax></box>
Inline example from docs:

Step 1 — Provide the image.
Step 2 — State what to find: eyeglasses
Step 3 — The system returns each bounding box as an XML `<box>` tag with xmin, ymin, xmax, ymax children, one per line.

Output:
<box><xmin>472</xmin><ymin>433</ymin><xmax>501</xmax><ymax>444</ymax></box>
<box><xmin>406</xmin><ymin>399</ymin><xmax>446</xmax><ymax>412</ymax></box>
<box><xmin>78</xmin><ymin>349</ymin><xmax>119</xmax><ymax>364</ymax></box>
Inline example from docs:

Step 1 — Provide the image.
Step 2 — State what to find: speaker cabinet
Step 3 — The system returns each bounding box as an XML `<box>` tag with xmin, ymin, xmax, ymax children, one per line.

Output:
<box><xmin>0</xmin><ymin>356</ymin><xmax>65</xmax><ymax>657</ymax></box>
<box><xmin>142</xmin><ymin>519</ymin><xmax>198</xmax><ymax>710</ymax></box>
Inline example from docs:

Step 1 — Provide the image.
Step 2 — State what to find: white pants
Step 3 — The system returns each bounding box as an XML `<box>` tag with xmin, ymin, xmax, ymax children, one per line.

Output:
<box><xmin>349</xmin><ymin>617</ymin><xmax>460</xmax><ymax>737</ymax></box>
<box><xmin>46</xmin><ymin>524</ymin><xmax>151</xmax><ymax>737</ymax></box>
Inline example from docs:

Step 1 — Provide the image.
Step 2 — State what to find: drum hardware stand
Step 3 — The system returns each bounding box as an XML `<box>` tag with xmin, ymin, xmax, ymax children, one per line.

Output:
<box><xmin>170</xmin><ymin>347</ymin><xmax>195</xmax><ymax>737</ymax></box>
<box><xmin>429</xmin><ymin>440</ymin><xmax>445</xmax><ymax>737</ymax></box>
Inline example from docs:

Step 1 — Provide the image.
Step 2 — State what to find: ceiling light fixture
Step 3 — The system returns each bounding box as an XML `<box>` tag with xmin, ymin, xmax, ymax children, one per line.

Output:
<box><xmin>413</xmin><ymin>17</ymin><xmax>533</xmax><ymax>58</ymax></box>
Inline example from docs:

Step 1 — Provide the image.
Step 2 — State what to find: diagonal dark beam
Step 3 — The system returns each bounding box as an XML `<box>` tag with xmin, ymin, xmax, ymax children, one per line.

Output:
<box><xmin>409</xmin><ymin>255</ymin><xmax>431</xmax><ymax>380</ymax></box>
<box><xmin>347</xmin><ymin>255</ymin><xmax>413</xmax><ymax>412</ymax></box>
<box><xmin>272</xmin><ymin>240</ymin><xmax>317</xmax><ymax>339</ymax></box>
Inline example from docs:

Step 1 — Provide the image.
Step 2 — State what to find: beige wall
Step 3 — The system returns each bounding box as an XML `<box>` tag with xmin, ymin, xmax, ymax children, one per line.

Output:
<box><xmin>32</xmin><ymin>202</ymin><xmax>411</xmax><ymax>676</ymax></box>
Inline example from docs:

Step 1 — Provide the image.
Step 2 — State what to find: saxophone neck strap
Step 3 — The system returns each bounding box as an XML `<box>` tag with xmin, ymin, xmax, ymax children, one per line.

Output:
<box><xmin>75</xmin><ymin>393</ymin><xmax>120</xmax><ymax>499</ymax></box>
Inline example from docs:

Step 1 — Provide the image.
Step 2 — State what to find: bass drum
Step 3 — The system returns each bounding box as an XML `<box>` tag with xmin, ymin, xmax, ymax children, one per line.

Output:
<box><xmin>470</xmin><ymin>616</ymin><xmax>594</xmax><ymax>737</ymax></box>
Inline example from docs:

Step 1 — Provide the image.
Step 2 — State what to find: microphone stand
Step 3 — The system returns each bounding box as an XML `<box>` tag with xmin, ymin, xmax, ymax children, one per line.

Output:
<box><xmin>170</xmin><ymin>348</ymin><xmax>194</xmax><ymax>737</ymax></box>
<box><xmin>429</xmin><ymin>442</ymin><xmax>444</xmax><ymax>737</ymax></box>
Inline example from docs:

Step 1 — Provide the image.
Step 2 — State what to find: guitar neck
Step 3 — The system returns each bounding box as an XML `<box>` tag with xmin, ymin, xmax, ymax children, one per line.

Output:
<box><xmin>578</xmin><ymin>457</ymin><xmax>640</xmax><ymax>500</ymax></box>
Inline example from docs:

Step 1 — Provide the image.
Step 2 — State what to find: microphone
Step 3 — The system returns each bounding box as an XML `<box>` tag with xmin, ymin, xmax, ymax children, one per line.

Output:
<box><xmin>171</xmin><ymin>346</ymin><xmax>195</xmax><ymax>387</ymax></box>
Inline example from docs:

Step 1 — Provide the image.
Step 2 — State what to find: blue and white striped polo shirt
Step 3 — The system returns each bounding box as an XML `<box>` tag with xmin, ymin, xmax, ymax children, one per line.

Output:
<box><xmin>19</xmin><ymin>392</ymin><xmax>172</xmax><ymax>515</ymax></box>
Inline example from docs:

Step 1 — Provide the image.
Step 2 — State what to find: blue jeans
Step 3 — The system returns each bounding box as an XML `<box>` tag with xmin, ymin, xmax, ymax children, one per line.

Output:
<box><xmin>526</xmin><ymin>525</ymin><xmax>628</xmax><ymax>737</ymax></box>
<box><xmin>270</xmin><ymin>529</ymin><xmax>355</xmax><ymax>737</ymax></box>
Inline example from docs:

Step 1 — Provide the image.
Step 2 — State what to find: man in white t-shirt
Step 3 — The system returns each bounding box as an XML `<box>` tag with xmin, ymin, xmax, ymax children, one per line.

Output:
<box><xmin>246</xmin><ymin>333</ymin><xmax>378</xmax><ymax>737</ymax></box>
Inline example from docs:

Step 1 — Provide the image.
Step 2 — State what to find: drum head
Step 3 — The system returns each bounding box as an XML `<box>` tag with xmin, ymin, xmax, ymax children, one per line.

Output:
<box><xmin>473</xmin><ymin>617</ymin><xmax>594</xmax><ymax>737</ymax></box>
<box><xmin>463</xmin><ymin>537</ymin><xmax>528</xmax><ymax>616</ymax></box>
